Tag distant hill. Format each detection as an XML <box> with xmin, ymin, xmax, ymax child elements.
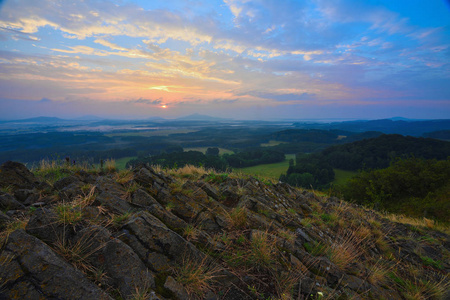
<box><xmin>293</xmin><ymin>119</ymin><xmax>450</xmax><ymax>136</ymax></box>
<box><xmin>321</xmin><ymin>134</ymin><xmax>450</xmax><ymax>171</ymax></box>
<box><xmin>146</xmin><ymin>116</ymin><xmax>166</xmax><ymax>121</ymax></box>
<box><xmin>11</xmin><ymin>116</ymin><xmax>69</xmax><ymax>123</ymax></box>
<box><xmin>72</xmin><ymin>115</ymin><xmax>104</xmax><ymax>121</ymax></box>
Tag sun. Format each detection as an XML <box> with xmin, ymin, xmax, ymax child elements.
<box><xmin>161</xmin><ymin>105</ymin><xmax>167</xmax><ymax>108</ymax></box>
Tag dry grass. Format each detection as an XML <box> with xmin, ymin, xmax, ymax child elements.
<box><xmin>55</xmin><ymin>203</ymin><xmax>83</xmax><ymax>225</ymax></box>
<box><xmin>391</xmin><ymin>273</ymin><xmax>450</xmax><ymax>300</ymax></box>
<box><xmin>115</xmin><ymin>169</ymin><xmax>134</xmax><ymax>184</ymax></box>
<box><xmin>274</xmin><ymin>271</ymin><xmax>302</xmax><ymax>300</ymax></box>
<box><xmin>169</xmin><ymin>165</ymin><xmax>212</xmax><ymax>180</ymax></box>
<box><xmin>183</xmin><ymin>224</ymin><xmax>201</xmax><ymax>242</ymax></box>
<box><xmin>384</xmin><ymin>213</ymin><xmax>450</xmax><ymax>235</ymax></box>
<box><xmin>277</xmin><ymin>228</ymin><xmax>296</xmax><ymax>243</ymax></box>
<box><xmin>325</xmin><ymin>227</ymin><xmax>368</xmax><ymax>270</ymax></box>
<box><xmin>0</xmin><ymin>219</ymin><xmax>28</xmax><ymax>247</ymax></box>
<box><xmin>52</xmin><ymin>228</ymin><xmax>107</xmax><ymax>275</ymax></box>
<box><xmin>122</xmin><ymin>182</ymin><xmax>140</xmax><ymax>201</ymax></box>
<box><xmin>174</xmin><ymin>256</ymin><xmax>220</xmax><ymax>299</ymax></box>
<box><xmin>367</xmin><ymin>259</ymin><xmax>392</xmax><ymax>285</ymax></box>
<box><xmin>130</xmin><ymin>276</ymin><xmax>153</xmax><ymax>300</ymax></box>
<box><xmin>227</xmin><ymin>206</ymin><xmax>248</xmax><ymax>229</ymax></box>
<box><xmin>73</xmin><ymin>185</ymin><xmax>97</xmax><ymax>209</ymax></box>
<box><xmin>249</xmin><ymin>230</ymin><xmax>276</xmax><ymax>270</ymax></box>
<box><xmin>104</xmin><ymin>159</ymin><xmax>117</xmax><ymax>172</ymax></box>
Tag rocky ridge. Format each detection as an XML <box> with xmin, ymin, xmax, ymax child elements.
<box><xmin>0</xmin><ymin>161</ymin><xmax>449</xmax><ymax>299</ymax></box>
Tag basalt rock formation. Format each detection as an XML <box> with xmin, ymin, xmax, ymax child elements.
<box><xmin>0</xmin><ymin>161</ymin><xmax>449</xmax><ymax>299</ymax></box>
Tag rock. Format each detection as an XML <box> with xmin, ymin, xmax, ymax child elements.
<box><xmin>73</xmin><ymin>226</ymin><xmax>155</xmax><ymax>298</ymax></box>
<box><xmin>119</xmin><ymin>211</ymin><xmax>205</xmax><ymax>266</ymax></box>
<box><xmin>96</xmin><ymin>191</ymin><xmax>133</xmax><ymax>214</ymax></box>
<box><xmin>299</xmin><ymin>203</ymin><xmax>313</xmax><ymax>214</ymax></box>
<box><xmin>53</xmin><ymin>175</ymin><xmax>82</xmax><ymax>191</ymax></box>
<box><xmin>199</xmin><ymin>182</ymin><xmax>220</xmax><ymax>200</ymax></box>
<box><xmin>131</xmin><ymin>188</ymin><xmax>160</xmax><ymax>207</ymax></box>
<box><xmin>58</xmin><ymin>182</ymin><xmax>85</xmax><ymax>202</ymax></box>
<box><xmin>95</xmin><ymin>176</ymin><xmax>126</xmax><ymax>198</ymax></box>
<box><xmin>343</xmin><ymin>274</ymin><xmax>371</xmax><ymax>292</ymax></box>
<box><xmin>295</xmin><ymin>227</ymin><xmax>311</xmax><ymax>242</ymax></box>
<box><xmin>196</xmin><ymin>211</ymin><xmax>221</xmax><ymax>232</ymax></box>
<box><xmin>0</xmin><ymin>191</ymin><xmax>25</xmax><ymax>210</ymax></box>
<box><xmin>0</xmin><ymin>210</ymin><xmax>11</xmax><ymax>228</ymax></box>
<box><xmin>134</xmin><ymin>167</ymin><xmax>167</xmax><ymax>187</ymax></box>
<box><xmin>164</xmin><ymin>276</ymin><xmax>189</xmax><ymax>300</ymax></box>
<box><xmin>1</xmin><ymin>229</ymin><xmax>112</xmax><ymax>300</ymax></box>
<box><xmin>26</xmin><ymin>208</ymin><xmax>71</xmax><ymax>244</ymax></box>
<box><xmin>146</xmin><ymin>203</ymin><xmax>188</xmax><ymax>232</ymax></box>
<box><xmin>219</xmin><ymin>186</ymin><xmax>240</xmax><ymax>207</ymax></box>
<box><xmin>0</xmin><ymin>161</ymin><xmax>39</xmax><ymax>191</ymax></box>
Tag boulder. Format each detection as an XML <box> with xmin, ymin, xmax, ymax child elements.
<box><xmin>164</xmin><ymin>276</ymin><xmax>189</xmax><ymax>300</ymax></box>
<box><xmin>26</xmin><ymin>208</ymin><xmax>71</xmax><ymax>244</ymax></box>
<box><xmin>0</xmin><ymin>161</ymin><xmax>39</xmax><ymax>191</ymax></box>
<box><xmin>53</xmin><ymin>175</ymin><xmax>83</xmax><ymax>191</ymax></box>
<box><xmin>1</xmin><ymin>229</ymin><xmax>112</xmax><ymax>299</ymax></box>
<box><xmin>0</xmin><ymin>191</ymin><xmax>25</xmax><ymax>210</ymax></box>
<box><xmin>0</xmin><ymin>210</ymin><xmax>11</xmax><ymax>228</ymax></box>
<box><xmin>119</xmin><ymin>211</ymin><xmax>205</xmax><ymax>266</ymax></box>
<box><xmin>131</xmin><ymin>188</ymin><xmax>160</xmax><ymax>207</ymax></box>
<box><xmin>73</xmin><ymin>226</ymin><xmax>155</xmax><ymax>298</ymax></box>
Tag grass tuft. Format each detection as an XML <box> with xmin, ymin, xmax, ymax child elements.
<box><xmin>174</xmin><ymin>256</ymin><xmax>220</xmax><ymax>299</ymax></box>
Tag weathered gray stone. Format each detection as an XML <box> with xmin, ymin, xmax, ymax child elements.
<box><xmin>164</xmin><ymin>276</ymin><xmax>189</xmax><ymax>300</ymax></box>
<box><xmin>26</xmin><ymin>208</ymin><xmax>71</xmax><ymax>244</ymax></box>
<box><xmin>0</xmin><ymin>210</ymin><xmax>11</xmax><ymax>228</ymax></box>
<box><xmin>0</xmin><ymin>161</ymin><xmax>39</xmax><ymax>191</ymax></box>
<box><xmin>131</xmin><ymin>188</ymin><xmax>160</xmax><ymax>207</ymax></box>
<box><xmin>2</xmin><ymin>229</ymin><xmax>112</xmax><ymax>300</ymax></box>
<box><xmin>119</xmin><ymin>211</ymin><xmax>205</xmax><ymax>265</ymax></box>
<box><xmin>295</xmin><ymin>227</ymin><xmax>311</xmax><ymax>242</ymax></box>
<box><xmin>96</xmin><ymin>191</ymin><xmax>132</xmax><ymax>214</ymax></box>
<box><xmin>0</xmin><ymin>191</ymin><xmax>24</xmax><ymax>210</ymax></box>
<box><xmin>54</xmin><ymin>175</ymin><xmax>82</xmax><ymax>191</ymax></box>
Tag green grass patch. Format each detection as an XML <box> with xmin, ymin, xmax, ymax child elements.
<box><xmin>332</xmin><ymin>169</ymin><xmax>357</xmax><ymax>186</ymax></box>
<box><xmin>235</xmin><ymin>154</ymin><xmax>295</xmax><ymax>181</ymax></box>
<box><xmin>115</xmin><ymin>156</ymin><xmax>136</xmax><ymax>170</ymax></box>
<box><xmin>260</xmin><ymin>140</ymin><xmax>287</xmax><ymax>147</ymax></box>
<box><xmin>183</xmin><ymin>147</ymin><xmax>234</xmax><ymax>155</ymax></box>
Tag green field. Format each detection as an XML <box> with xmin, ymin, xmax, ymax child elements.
<box><xmin>235</xmin><ymin>154</ymin><xmax>295</xmax><ymax>181</ymax></box>
<box><xmin>260</xmin><ymin>140</ymin><xmax>287</xmax><ymax>147</ymax></box>
<box><xmin>332</xmin><ymin>169</ymin><xmax>358</xmax><ymax>186</ymax></box>
<box><xmin>184</xmin><ymin>147</ymin><xmax>234</xmax><ymax>155</ymax></box>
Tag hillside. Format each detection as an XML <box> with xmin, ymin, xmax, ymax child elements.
<box><xmin>1</xmin><ymin>161</ymin><xmax>449</xmax><ymax>299</ymax></box>
<box><xmin>321</xmin><ymin>134</ymin><xmax>450</xmax><ymax>171</ymax></box>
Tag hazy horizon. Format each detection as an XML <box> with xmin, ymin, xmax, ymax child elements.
<box><xmin>1</xmin><ymin>0</ymin><xmax>449</xmax><ymax>120</ymax></box>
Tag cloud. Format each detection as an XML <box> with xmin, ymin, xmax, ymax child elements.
<box><xmin>241</xmin><ymin>90</ymin><xmax>317</xmax><ymax>102</ymax></box>
<box><xmin>0</xmin><ymin>0</ymin><xmax>448</xmax><ymax>120</ymax></box>
<box><xmin>131</xmin><ymin>98</ymin><xmax>162</xmax><ymax>105</ymax></box>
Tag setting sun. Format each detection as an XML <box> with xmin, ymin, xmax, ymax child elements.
<box><xmin>161</xmin><ymin>105</ymin><xmax>167</xmax><ymax>108</ymax></box>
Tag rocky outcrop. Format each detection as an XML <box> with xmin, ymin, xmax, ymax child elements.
<box><xmin>0</xmin><ymin>161</ymin><xmax>449</xmax><ymax>300</ymax></box>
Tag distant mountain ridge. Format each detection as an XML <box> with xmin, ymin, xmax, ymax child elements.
<box><xmin>12</xmin><ymin>116</ymin><xmax>69</xmax><ymax>123</ymax></box>
<box><xmin>294</xmin><ymin>118</ymin><xmax>450</xmax><ymax>136</ymax></box>
<box><xmin>175</xmin><ymin>113</ymin><xmax>230</xmax><ymax>121</ymax></box>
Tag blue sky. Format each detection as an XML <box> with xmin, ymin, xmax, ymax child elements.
<box><xmin>0</xmin><ymin>0</ymin><xmax>449</xmax><ymax>120</ymax></box>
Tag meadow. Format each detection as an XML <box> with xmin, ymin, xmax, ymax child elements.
<box><xmin>235</xmin><ymin>154</ymin><xmax>295</xmax><ymax>181</ymax></box>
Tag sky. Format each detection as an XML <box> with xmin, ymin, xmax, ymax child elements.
<box><xmin>0</xmin><ymin>0</ymin><xmax>449</xmax><ymax>120</ymax></box>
